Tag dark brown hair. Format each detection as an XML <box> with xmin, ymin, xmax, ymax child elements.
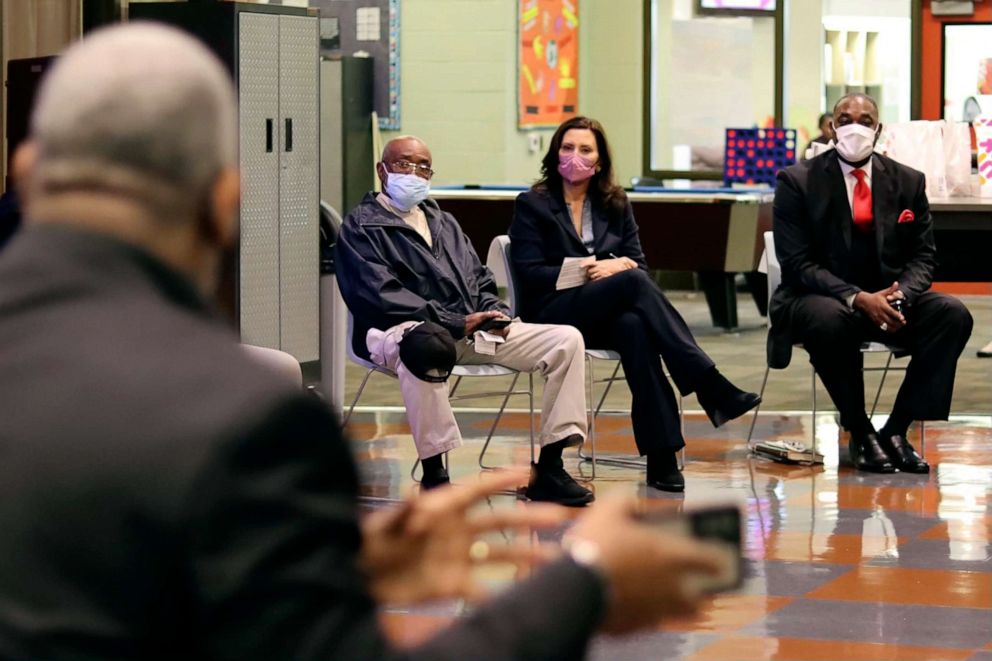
<box><xmin>534</xmin><ymin>116</ymin><xmax>627</xmax><ymax>215</ymax></box>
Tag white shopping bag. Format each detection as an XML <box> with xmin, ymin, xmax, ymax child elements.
<box><xmin>944</xmin><ymin>121</ymin><xmax>972</xmax><ymax>197</ymax></box>
<box><xmin>975</xmin><ymin>116</ymin><xmax>992</xmax><ymax>198</ymax></box>
<box><xmin>880</xmin><ymin>121</ymin><xmax>948</xmax><ymax>199</ymax></box>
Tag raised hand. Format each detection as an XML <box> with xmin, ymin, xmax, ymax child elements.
<box><xmin>360</xmin><ymin>469</ymin><xmax>566</xmax><ymax>605</ymax></box>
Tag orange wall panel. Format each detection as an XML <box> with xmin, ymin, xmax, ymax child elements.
<box><xmin>919</xmin><ymin>0</ymin><xmax>992</xmax><ymax>120</ymax></box>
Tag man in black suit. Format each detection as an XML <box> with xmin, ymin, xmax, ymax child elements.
<box><xmin>771</xmin><ymin>93</ymin><xmax>973</xmax><ymax>474</ymax></box>
<box><xmin>0</xmin><ymin>23</ymin><xmax>724</xmax><ymax>660</ymax></box>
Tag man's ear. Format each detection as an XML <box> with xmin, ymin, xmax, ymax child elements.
<box><xmin>873</xmin><ymin>123</ymin><xmax>884</xmax><ymax>145</ymax></box>
<box><xmin>11</xmin><ymin>141</ymin><xmax>38</xmax><ymax>203</ymax></box>
<box><xmin>202</xmin><ymin>167</ymin><xmax>240</xmax><ymax>248</ymax></box>
<box><xmin>375</xmin><ymin>162</ymin><xmax>387</xmax><ymax>193</ymax></box>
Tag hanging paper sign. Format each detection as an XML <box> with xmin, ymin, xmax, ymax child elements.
<box><xmin>518</xmin><ymin>0</ymin><xmax>579</xmax><ymax>128</ymax></box>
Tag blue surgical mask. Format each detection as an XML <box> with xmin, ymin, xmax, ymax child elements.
<box><xmin>385</xmin><ymin>173</ymin><xmax>430</xmax><ymax>211</ymax></box>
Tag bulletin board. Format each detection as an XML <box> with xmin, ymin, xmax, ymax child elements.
<box><xmin>311</xmin><ymin>0</ymin><xmax>401</xmax><ymax>130</ymax></box>
<box><xmin>518</xmin><ymin>0</ymin><xmax>579</xmax><ymax>128</ymax></box>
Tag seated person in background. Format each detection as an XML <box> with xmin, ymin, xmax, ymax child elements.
<box><xmin>802</xmin><ymin>112</ymin><xmax>834</xmax><ymax>159</ymax></box>
<box><xmin>771</xmin><ymin>92</ymin><xmax>973</xmax><ymax>474</ymax></box>
<box><xmin>0</xmin><ymin>24</ymin><xmax>726</xmax><ymax>660</ymax></box>
<box><xmin>336</xmin><ymin>135</ymin><xmax>593</xmax><ymax>506</ymax></box>
<box><xmin>509</xmin><ymin>116</ymin><xmax>762</xmax><ymax>494</ymax></box>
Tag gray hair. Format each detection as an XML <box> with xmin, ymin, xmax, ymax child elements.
<box><xmin>29</xmin><ymin>23</ymin><xmax>237</xmax><ymax>219</ymax></box>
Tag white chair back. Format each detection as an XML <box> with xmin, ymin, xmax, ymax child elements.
<box><xmin>486</xmin><ymin>235</ymin><xmax>518</xmax><ymax>317</ymax></box>
<box><xmin>763</xmin><ymin>231</ymin><xmax>780</xmax><ymax>328</ymax></box>
<box><xmin>764</xmin><ymin>231</ymin><xmax>781</xmax><ymax>300</ymax></box>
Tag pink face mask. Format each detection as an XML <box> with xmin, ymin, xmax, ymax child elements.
<box><xmin>557</xmin><ymin>152</ymin><xmax>597</xmax><ymax>184</ymax></box>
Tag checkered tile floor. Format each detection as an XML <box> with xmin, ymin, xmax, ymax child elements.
<box><xmin>347</xmin><ymin>410</ymin><xmax>992</xmax><ymax>660</ymax></box>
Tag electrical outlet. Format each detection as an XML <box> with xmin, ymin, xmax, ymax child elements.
<box><xmin>528</xmin><ymin>132</ymin><xmax>542</xmax><ymax>154</ymax></box>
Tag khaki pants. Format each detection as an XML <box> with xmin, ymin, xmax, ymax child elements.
<box><xmin>367</xmin><ymin>321</ymin><xmax>587</xmax><ymax>459</ymax></box>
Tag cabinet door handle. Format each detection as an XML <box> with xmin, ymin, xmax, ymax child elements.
<box><xmin>284</xmin><ymin>118</ymin><xmax>293</xmax><ymax>152</ymax></box>
<box><xmin>265</xmin><ymin>119</ymin><xmax>273</xmax><ymax>153</ymax></box>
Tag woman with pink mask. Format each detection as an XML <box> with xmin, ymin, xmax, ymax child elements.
<box><xmin>509</xmin><ymin>116</ymin><xmax>760</xmax><ymax>493</ymax></box>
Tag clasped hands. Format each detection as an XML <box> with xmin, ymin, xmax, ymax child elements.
<box><xmin>853</xmin><ymin>282</ymin><xmax>906</xmax><ymax>333</ymax></box>
<box><xmin>580</xmin><ymin>256</ymin><xmax>638</xmax><ymax>281</ymax></box>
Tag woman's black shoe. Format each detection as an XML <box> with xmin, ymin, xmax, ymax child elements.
<box><xmin>646</xmin><ymin>451</ymin><xmax>685</xmax><ymax>493</ymax></box>
<box><xmin>696</xmin><ymin>369</ymin><xmax>762</xmax><ymax>428</ymax></box>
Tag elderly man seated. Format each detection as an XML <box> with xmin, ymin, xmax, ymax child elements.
<box><xmin>336</xmin><ymin>136</ymin><xmax>593</xmax><ymax>506</ymax></box>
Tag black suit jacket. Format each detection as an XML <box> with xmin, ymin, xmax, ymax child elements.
<box><xmin>509</xmin><ymin>188</ymin><xmax>648</xmax><ymax>320</ymax></box>
<box><xmin>768</xmin><ymin>151</ymin><xmax>937</xmax><ymax>368</ymax></box>
<box><xmin>0</xmin><ymin>225</ymin><xmax>605</xmax><ymax>661</ymax></box>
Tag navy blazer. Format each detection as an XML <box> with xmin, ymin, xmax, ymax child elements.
<box><xmin>768</xmin><ymin>150</ymin><xmax>937</xmax><ymax>368</ymax></box>
<box><xmin>509</xmin><ymin>188</ymin><xmax>648</xmax><ymax>320</ymax></box>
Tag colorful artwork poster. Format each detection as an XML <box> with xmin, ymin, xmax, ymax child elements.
<box><xmin>518</xmin><ymin>0</ymin><xmax>579</xmax><ymax>128</ymax></box>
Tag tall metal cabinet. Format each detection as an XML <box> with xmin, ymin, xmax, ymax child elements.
<box><xmin>129</xmin><ymin>2</ymin><xmax>320</xmax><ymax>366</ymax></box>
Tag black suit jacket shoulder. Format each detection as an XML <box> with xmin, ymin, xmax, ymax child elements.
<box><xmin>768</xmin><ymin>151</ymin><xmax>937</xmax><ymax>368</ymax></box>
<box><xmin>0</xmin><ymin>226</ymin><xmax>605</xmax><ymax>661</ymax></box>
<box><xmin>509</xmin><ymin>188</ymin><xmax>647</xmax><ymax>319</ymax></box>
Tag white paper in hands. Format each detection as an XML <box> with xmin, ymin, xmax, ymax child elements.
<box><xmin>472</xmin><ymin>330</ymin><xmax>506</xmax><ymax>356</ymax></box>
<box><xmin>556</xmin><ymin>257</ymin><xmax>594</xmax><ymax>290</ymax></box>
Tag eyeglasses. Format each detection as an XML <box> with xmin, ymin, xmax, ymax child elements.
<box><xmin>389</xmin><ymin>159</ymin><xmax>435</xmax><ymax>180</ymax></box>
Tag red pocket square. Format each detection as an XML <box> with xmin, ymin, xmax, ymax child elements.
<box><xmin>898</xmin><ymin>209</ymin><xmax>915</xmax><ymax>223</ymax></box>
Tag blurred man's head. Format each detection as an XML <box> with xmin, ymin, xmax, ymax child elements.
<box><xmin>16</xmin><ymin>23</ymin><xmax>240</xmax><ymax>294</ymax></box>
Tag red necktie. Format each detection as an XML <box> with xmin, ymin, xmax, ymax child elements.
<box><xmin>851</xmin><ymin>169</ymin><xmax>873</xmax><ymax>232</ymax></box>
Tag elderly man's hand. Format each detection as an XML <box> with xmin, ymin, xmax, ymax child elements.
<box><xmin>465</xmin><ymin>311</ymin><xmax>512</xmax><ymax>338</ymax></box>
<box><xmin>360</xmin><ymin>469</ymin><xmax>566</xmax><ymax>605</ymax></box>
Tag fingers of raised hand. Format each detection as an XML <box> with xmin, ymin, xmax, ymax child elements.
<box><xmin>469</xmin><ymin>502</ymin><xmax>571</xmax><ymax>536</ymax></box>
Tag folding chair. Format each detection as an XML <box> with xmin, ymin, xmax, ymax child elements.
<box><xmin>341</xmin><ymin>313</ymin><xmax>535</xmax><ymax>480</ymax></box>
<box><xmin>745</xmin><ymin>231</ymin><xmax>924</xmax><ymax>458</ymax></box>
<box><xmin>488</xmin><ymin>235</ymin><xmax>684</xmax><ymax>481</ymax></box>
<box><xmin>578</xmin><ymin>350</ymin><xmax>685</xmax><ymax>479</ymax></box>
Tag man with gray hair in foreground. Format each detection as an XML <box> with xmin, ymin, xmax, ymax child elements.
<box><xmin>0</xmin><ymin>23</ymin><xmax>723</xmax><ymax>661</ymax></box>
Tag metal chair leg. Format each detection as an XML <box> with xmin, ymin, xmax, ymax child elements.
<box><xmin>869</xmin><ymin>352</ymin><xmax>894</xmax><ymax>418</ymax></box>
<box><xmin>478</xmin><ymin>372</ymin><xmax>522</xmax><ymax>469</ymax></box>
<box><xmin>342</xmin><ymin>368</ymin><xmax>375</xmax><ymax>426</ymax></box>
<box><xmin>528</xmin><ymin>373</ymin><xmax>536</xmax><ymax>465</ymax></box>
<box><xmin>746</xmin><ymin>366</ymin><xmax>772</xmax><ymax>449</ymax></box>
<box><xmin>582</xmin><ymin>354</ymin><xmax>597</xmax><ymax>480</ymax></box>
<box><xmin>811</xmin><ymin>367</ymin><xmax>818</xmax><ymax>458</ymax></box>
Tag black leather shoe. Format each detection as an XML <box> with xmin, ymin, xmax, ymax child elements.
<box><xmin>420</xmin><ymin>467</ymin><xmax>450</xmax><ymax>490</ymax></box>
<box><xmin>646</xmin><ymin>452</ymin><xmax>685</xmax><ymax>493</ymax></box>
<box><xmin>879</xmin><ymin>434</ymin><xmax>930</xmax><ymax>473</ymax></box>
<box><xmin>848</xmin><ymin>433</ymin><xmax>896</xmax><ymax>473</ymax></box>
<box><xmin>526</xmin><ymin>462</ymin><xmax>594</xmax><ymax>507</ymax></box>
<box><xmin>696</xmin><ymin>371</ymin><xmax>762</xmax><ymax>428</ymax></box>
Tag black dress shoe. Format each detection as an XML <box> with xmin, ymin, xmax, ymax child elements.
<box><xmin>646</xmin><ymin>451</ymin><xmax>685</xmax><ymax>493</ymax></box>
<box><xmin>525</xmin><ymin>462</ymin><xmax>594</xmax><ymax>507</ymax></box>
<box><xmin>848</xmin><ymin>433</ymin><xmax>896</xmax><ymax>473</ymax></box>
<box><xmin>879</xmin><ymin>433</ymin><xmax>930</xmax><ymax>473</ymax></box>
<box><xmin>696</xmin><ymin>370</ymin><xmax>762</xmax><ymax>428</ymax></box>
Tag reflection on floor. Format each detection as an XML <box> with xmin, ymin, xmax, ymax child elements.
<box><xmin>348</xmin><ymin>409</ymin><xmax>992</xmax><ymax>661</ymax></box>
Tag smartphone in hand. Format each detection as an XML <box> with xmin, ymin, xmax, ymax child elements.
<box><xmin>477</xmin><ymin>317</ymin><xmax>511</xmax><ymax>333</ymax></box>
<box><xmin>637</xmin><ymin>504</ymin><xmax>743</xmax><ymax>593</ymax></box>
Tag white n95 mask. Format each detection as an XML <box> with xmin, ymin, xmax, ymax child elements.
<box><xmin>833</xmin><ymin>123</ymin><xmax>878</xmax><ymax>163</ymax></box>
